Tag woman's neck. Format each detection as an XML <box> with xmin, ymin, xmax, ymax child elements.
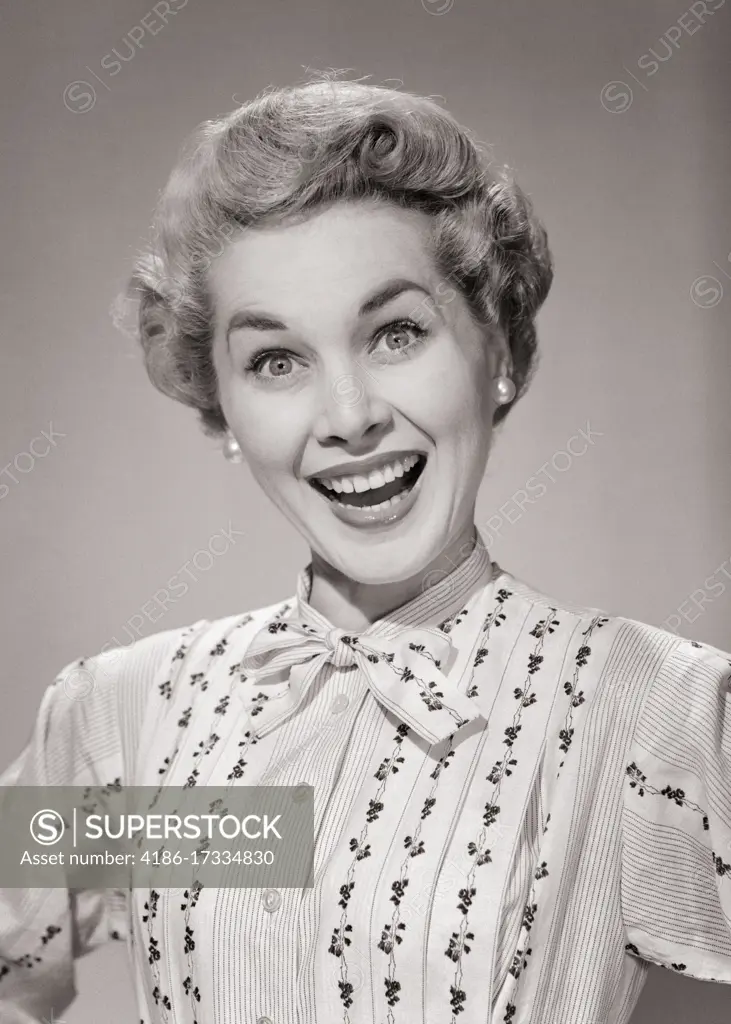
<box><xmin>308</xmin><ymin>522</ymin><xmax>481</xmax><ymax>630</ymax></box>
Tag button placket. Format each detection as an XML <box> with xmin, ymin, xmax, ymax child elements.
<box><xmin>292</xmin><ymin>782</ymin><xmax>311</xmax><ymax>803</ymax></box>
<box><xmin>261</xmin><ymin>888</ymin><xmax>282</xmax><ymax>913</ymax></box>
<box><xmin>330</xmin><ymin>693</ymin><xmax>350</xmax><ymax>714</ymax></box>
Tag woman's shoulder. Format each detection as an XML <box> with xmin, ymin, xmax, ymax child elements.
<box><xmin>495</xmin><ymin>564</ymin><xmax>731</xmax><ymax>679</ymax></box>
<box><xmin>90</xmin><ymin>598</ymin><xmax>292</xmax><ymax>678</ymax></box>
<box><xmin>494</xmin><ymin>564</ymin><xmax>612</xmax><ymax>623</ymax></box>
<box><xmin>47</xmin><ymin>599</ymin><xmax>291</xmax><ymax>713</ymax></box>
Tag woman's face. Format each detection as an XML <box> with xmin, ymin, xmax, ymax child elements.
<box><xmin>210</xmin><ymin>200</ymin><xmax>506</xmax><ymax>585</ymax></box>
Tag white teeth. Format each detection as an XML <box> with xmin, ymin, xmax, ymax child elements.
<box><xmin>338</xmin><ymin>490</ymin><xmax>409</xmax><ymax>512</ymax></box>
<box><xmin>314</xmin><ymin>454</ymin><xmax>424</xmax><ymax>494</ymax></box>
<box><xmin>368</xmin><ymin>469</ymin><xmax>386</xmax><ymax>489</ymax></box>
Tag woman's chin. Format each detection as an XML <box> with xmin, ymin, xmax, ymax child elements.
<box><xmin>288</xmin><ymin>473</ymin><xmax>452</xmax><ymax>586</ymax></box>
<box><xmin>316</xmin><ymin>537</ymin><xmax>441</xmax><ymax>588</ymax></box>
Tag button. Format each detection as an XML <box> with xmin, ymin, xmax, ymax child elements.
<box><xmin>292</xmin><ymin>783</ymin><xmax>311</xmax><ymax>803</ymax></box>
<box><xmin>261</xmin><ymin>888</ymin><xmax>281</xmax><ymax>912</ymax></box>
<box><xmin>257</xmin><ymin>1017</ymin><xmax>274</xmax><ymax>1024</ymax></box>
<box><xmin>331</xmin><ymin>694</ymin><xmax>350</xmax><ymax>714</ymax></box>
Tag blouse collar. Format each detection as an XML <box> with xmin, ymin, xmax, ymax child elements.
<box><xmin>293</xmin><ymin>529</ymin><xmax>498</xmax><ymax>639</ymax></box>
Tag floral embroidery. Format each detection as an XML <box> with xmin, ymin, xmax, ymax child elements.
<box><xmin>378</xmin><ymin>737</ymin><xmax>456</xmax><ymax>1023</ymax></box>
<box><xmin>328</xmin><ymin>722</ymin><xmax>411</xmax><ymax>1022</ymax></box>
<box><xmin>155</xmin><ymin>625</ymin><xmax>201</xmax><ymax>703</ymax></box>
<box><xmin>438</xmin><ymin>606</ymin><xmax>470</xmax><ymax>634</ymax></box>
<box><xmin>498</xmin><ymin>621</ymin><xmax>603</xmax><ymax>1009</ymax></box>
<box><xmin>625</xmin><ymin>943</ymin><xmax>688</xmax><ymax>974</ymax></box>
<box><xmin>349</xmin><ymin>837</ymin><xmax>372</xmax><ymax>860</ymax></box>
<box><xmin>0</xmin><ymin>924</ymin><xmax>63</xmax><ymax>979</ymax></box>
<box><xmin>450</xmin><ymin>983</ymin><xmax>467</xmax><ymax>1015</ymax></box>
<box><xmin>446</xmin><ymin>930</ymin><xmax>474</xmax><ymax>961</ymax></box>
<box><xmin>190</xmin><ymin>671</ymin><xmax>208</xmax><ymax>691</ymax></box>
<box><xmin>57</xmin><ymin>560</ymin><xmax>728</xmax><ymax>1024</ymax></box>
<box><xmin>714</xmin><ymin>854</ymin><xmax>731</xmax><ymax>877</ymax></box>
<box><xmin>508</xmin><ymin>946</ymin><xmax>532</xmax><ymax>979</ymax></box>
<box><xmin>348</xmin><ymin>636</ymin><xmax>471</xmax><ymax>732</ymax></box>
<box><xmin>213</xmin><ymin>695</ymin><xmax>230</xmax><ymax>716</ymax></box>
<box><xmin>226</xmin><ymin>733</ymin><xmax>257</xmax><ymax>781</ymax></box>
<box><xmin>141</xmin><ymin>890</ymin><xmax>173</xmax><ymax>1022</ymax></box>
<box><xmin>466</xmin><ymin>588</ymin><xmax>512</xmax><ymax>699</ymax></box>
<box><xmin>557</xmin><ymin>617</ymin><xmax>606</xmax><ymax>768</ymax></box>
<box><xmin>248</xmin><ymin>692</ymin><xmax>271</xmax><ymax>717</ymax></box>
<box><xmin>143</xmin><ymin>608</ymin><xmax>287</xmax><ymax>1021</ymax></box>
<box><xmin>625</xmin><ymin>763</ymin><xmax>710</xmax><ymax>831</ymax></box>
<box><xmin>184</xmin><ymin>732</ymin><xmax>221</xmax><ymax>789</ymax></box>
<box><xmin>626</xmin><ymin>760</ymin><xmax>731</xmax><ymax>908</ymax></box>
<box><xmin>444</xmin><ymin>601</ymin><xmax>557</xmax><ymax>1021</ymax></box>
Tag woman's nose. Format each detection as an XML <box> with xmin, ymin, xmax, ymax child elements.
<box><xmin>312</xmin><ymin>370</ymin><xmax>393</xmax><ymax>448</ymax></box>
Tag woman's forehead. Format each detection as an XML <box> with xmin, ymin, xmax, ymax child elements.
<box><xmin>209</xmin><ymin>202</ymin><xmax>441</xmax><ymax>315</ymax></box>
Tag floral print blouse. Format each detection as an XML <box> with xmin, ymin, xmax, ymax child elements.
<box><xmin>1</xmin><ymin>537</ymin><xmax>730</xmax><ymax>1024</ymax></box>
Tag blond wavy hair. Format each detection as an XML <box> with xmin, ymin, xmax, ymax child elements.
<box><xmin>129</xmin><ymin>76</ymin><xmax>553</xmax><ymax>438</ymax></box>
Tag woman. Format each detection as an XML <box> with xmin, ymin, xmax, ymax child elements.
<box><xmin>1</xmin><ymin>78</ymin><xmax>730</xmax><ymax>1024</ymax></box>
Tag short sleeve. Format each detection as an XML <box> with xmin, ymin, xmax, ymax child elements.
<box><xmin>621</xmin><ymin>637</ymin><xmax>731</xmax><ymax>983</ymax></box>
<box><xmin>0</xmin><ymin>627</ymin><xmax>192</xmax><ymax>1023</ymax></box>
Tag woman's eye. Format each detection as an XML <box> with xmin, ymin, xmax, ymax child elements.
<box><xmin>244</xmin><ymin>321</ymin><xmax>427</xmax><ymax>383</ymax></box>
<box><xmin>246</xmin><ymin>351</ymin><xmax>298</xmax><ymax>382</ymax></box>
<box><xmin>372</xmin><ymin>319</ymin><xmax>428</xmax><ymax>359</ymax></box>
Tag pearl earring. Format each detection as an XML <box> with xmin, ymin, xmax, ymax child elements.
<box><xmin>222</xmin><ymin>433</ymin><xmax>244</xmax><ymax>463</ymax></box>
<box><xmin>493</xmin><ymin>375</ymin><xmax>516</xmax><ymax>405</ymax></box>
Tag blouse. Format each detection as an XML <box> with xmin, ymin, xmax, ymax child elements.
<box><xmin>1</xmin><ymin>536</ymin><xmax>730</xmax><ymax>1024</ymax></box>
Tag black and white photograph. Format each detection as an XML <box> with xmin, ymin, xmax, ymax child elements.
<box><xmin>1</xmin><ymin>2</ymin><xmax>730</xmax><ymax>1022</ymax></box>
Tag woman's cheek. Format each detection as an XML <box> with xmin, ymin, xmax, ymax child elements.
<box><xmin>406</xmin><ymin>359</ymin><xmax>483</xmax><ymax>434</ymax></box>
<box><xmin>235</xmin><ymin>409</ymin><xmax>302</xmax><ymax>478</ymax></box>
<box><xmin>242</xmin><ymin>435</ymin><xmax>295</xmax><ymax>476</ymax></box>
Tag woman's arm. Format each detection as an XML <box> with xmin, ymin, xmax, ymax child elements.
<box><xmin>621</xmin><ymin>637</ymin><xmax>731</xmax><ymax>981</ymax></box>
<box><xmin>0</xmin><ymin>629</ymin><xmax>187</xmax><ymax>1022</ymax></box>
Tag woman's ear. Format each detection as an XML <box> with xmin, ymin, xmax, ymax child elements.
<box><xmin>488</xmin><ymin>326</ymin><xmax>512</xmax><ymax>380</ymax></box>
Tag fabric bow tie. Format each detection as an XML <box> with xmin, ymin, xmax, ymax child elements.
<box><xmin>240</xmin><ymin>619</ymin><xmax>486</xmax><ymax>745</ymax></box>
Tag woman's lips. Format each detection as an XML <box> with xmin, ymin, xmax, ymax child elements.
<box><xmin>309</xmin><ymin>456</ymin><xmax>427</xmax><ymax>529</ymax></box>
<box><xmin>309</xmin><ymin>455</ymin><xmax>426</xmax><ymax>509</ymax></box>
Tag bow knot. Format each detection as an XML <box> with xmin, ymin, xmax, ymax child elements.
<box><xmin>322</xmin><ymin>629</ymin><xmax>359</xmax><ymax>668</ymax></box>
<box><xmin>240</xmin><ymin>617</ymin><xmax>487</xmax><ymax>745</ymax></box>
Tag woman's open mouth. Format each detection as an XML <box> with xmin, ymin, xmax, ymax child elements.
<box><xmin>308</xmin><ymin>453</ymin><xmax>427</xmax><ymax>511</ymax></box>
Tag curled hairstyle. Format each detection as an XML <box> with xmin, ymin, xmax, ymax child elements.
<box><xmin>129</xmin><ymin>76</ymin><xmax>553</xmax><ymax>437</ymax></box>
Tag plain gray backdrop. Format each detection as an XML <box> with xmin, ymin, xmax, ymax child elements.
<box><xmin>1</xmin><ymin>0</ymin><xmax>730</xmax><ymax>1021</ymax></box>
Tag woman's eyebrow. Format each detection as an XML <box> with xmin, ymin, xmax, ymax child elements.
<box><xmin>226</xmin><ymin>311</ymin><xmax>287</xmax><ymax>348</ymax></box>
<box><xmin>358</xmin><ymin>278</ymin><xmax>432</xmax><ymax>317</ymax></box>
<box><xmin>226</xmin><ymin>278</ymin><xmax>432</xmax><ymax>347</ymax></box>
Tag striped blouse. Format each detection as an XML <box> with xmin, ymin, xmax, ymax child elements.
<box><xmin>1</xmin><ymin>537</ymin><xmax>731</xmax><ymax>1024</ymax></box>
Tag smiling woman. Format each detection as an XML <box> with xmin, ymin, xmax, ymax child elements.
<box><xmin>130</xmin><ymin>79</ymin><xmax>551</xmax><ymax>437</ymax></box>
<box><xmin>128</xmin><ymin>80</ymin><xmax>552</xmax><ymax>603</ymax></box>
<box><xmin>206</xmin><ymin>198</ymin><xmax>513</xmax><ymax>597</ymax></box>
<box><xmin>1</xmin><ymin>74</ymin><xmax>730</xmax><ymax>1024</ymax></box>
